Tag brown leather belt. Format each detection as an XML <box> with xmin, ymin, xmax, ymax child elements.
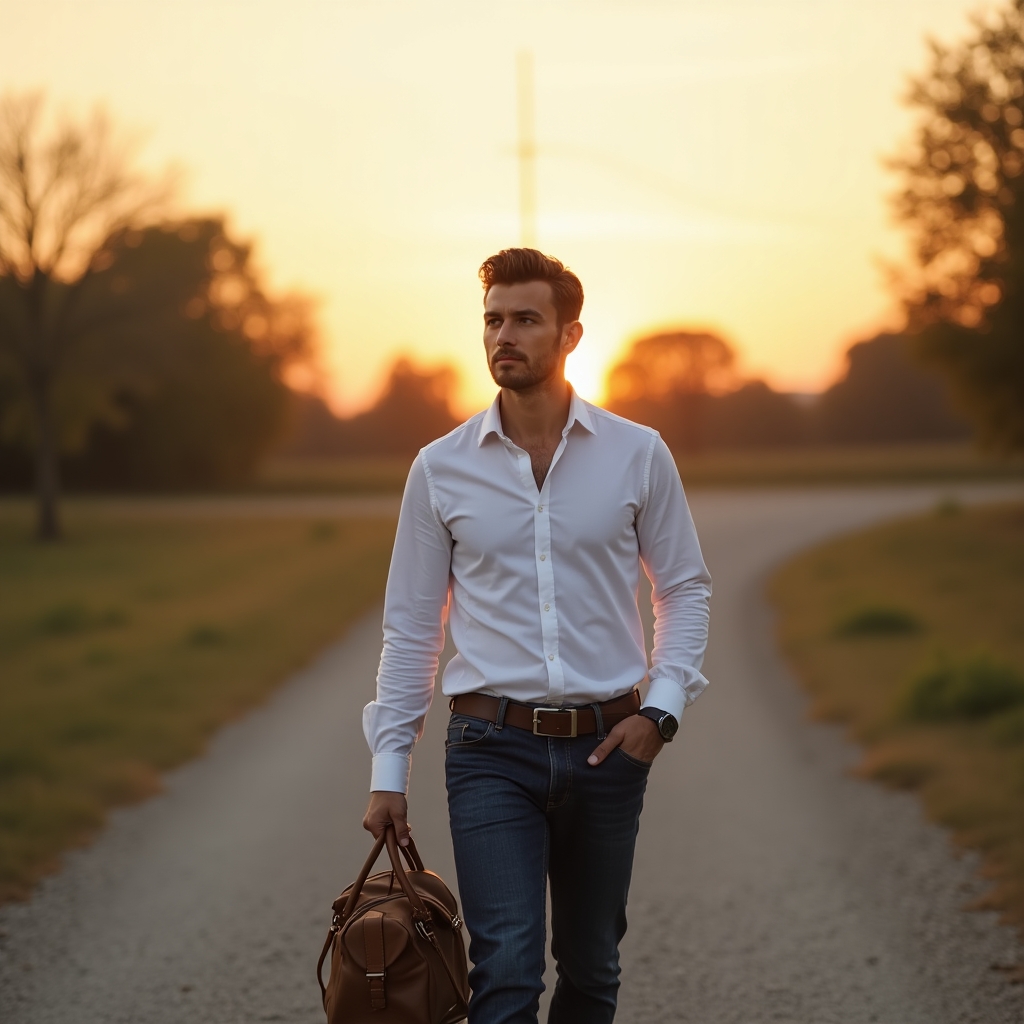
<box><xmin>449</xmin><ymin>689</ymin><xmax>641</xmax><ymax>738</ymax></box>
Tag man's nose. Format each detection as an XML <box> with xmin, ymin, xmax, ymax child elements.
<box><xmin>495</xmin><ymin>320</ymin><xmax>517</xmax><ymax>345</ymax></box>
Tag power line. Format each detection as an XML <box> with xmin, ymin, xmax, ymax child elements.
<box><xmin>517</xmin><ymin>50</ymin><xmax>537</xmax><ymax>248</ymax></box>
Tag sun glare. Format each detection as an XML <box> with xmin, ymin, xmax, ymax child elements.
<box><xmin>564</xmin><ymin>346</ymin><xmax>608</xmax><ymax>404</ymax></box>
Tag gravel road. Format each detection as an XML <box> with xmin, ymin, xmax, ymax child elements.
<box><xmin>2</xmin><ymin>485</ymin><xmax>1023</xmax><ymax>1024</ymax></box>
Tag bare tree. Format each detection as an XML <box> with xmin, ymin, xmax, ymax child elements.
<box><xmin>0</xmin><ymin>92</ymin><xmax>166</xmax><ymax>539</ymax></box>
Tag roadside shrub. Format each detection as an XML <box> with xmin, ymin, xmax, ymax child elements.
<box><xmin>992</xmin><ymin>707</ymin><xmax>1024</xmax><ymax>745</ymax></box>
<box><xmin>836</xmin><ymin>605</ymin><xmax>921</xmax><ymax>637</ymax></box>
<box><xmin>37</xmin><ymin>603</ymin><xmax>127</xmax><ymax>635</ymax></box>
<box><xmin>902</xmin><ymin>653</ymin><xmax>1024</xmax><ymax>721</ymax></box>
<box><xmin>186</xmin><ymin>624</ymin><xmax>226</xmax><ymax>647</ymax></box>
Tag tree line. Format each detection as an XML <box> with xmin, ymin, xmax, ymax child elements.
<box><xmin>277</xmin><ymin>329</ymin><xmax>970</xmax><ymax>460</ymax></box>
<box><xmin>4</xmin><ymin>0</ymin><xmax>1024</xmax><ymax>538</ymax></box>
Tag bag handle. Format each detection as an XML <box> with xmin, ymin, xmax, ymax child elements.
<box><xmin>383</xmin><ymin>826</ymin><xmax>431</xmax><ymax>920</ymax></box>
<box><xmin>402</xmin><ymin>835</ymin><xmax>425</xmax><ymax>872</ymax></box>
<box><xmin>338</xmin><ymin>830</ymin><xmax>388</xmax><ymax>922</ymax></box>
<box><xmin>338</xmin><ymin>826</ymin><xmax>426</xmax><ymax>923</ymax></box>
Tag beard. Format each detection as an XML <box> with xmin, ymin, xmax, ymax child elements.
<box><xmin>488</xmin><ymin>341</ymin><xmax>562</xmax><ymax>391</ymax></box>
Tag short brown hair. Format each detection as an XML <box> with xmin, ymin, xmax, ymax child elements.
<box><xmin>478</xmin><ymin>248</ymin><xmax>584</xmax><ymax>326</ymax></box>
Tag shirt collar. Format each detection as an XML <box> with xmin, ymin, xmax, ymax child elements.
<box><xmin>476</xmin><ymin>385</ymin><xmax>596</xmax><ymax>446</ymax></box>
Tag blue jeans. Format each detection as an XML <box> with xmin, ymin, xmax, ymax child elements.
<box><xmin>445</xmin><ymin>706</ymin><xmax>650</xmax><ymax>1024</ymax></box>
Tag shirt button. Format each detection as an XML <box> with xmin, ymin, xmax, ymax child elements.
<box><xmin>548</xmin><ymin>654</ymin><xmax>555</xmax><ymax>661</ymax></box>
<box><xmin>539</xmin><ymin>554</ymin><xmax>546</xmax><ymax>561</ymax></box>
<box><xmin>537</xmin><ymin>505</ymin><xmax>543</xmax><ymax>512</ymax></box>
<box><xmin>544</xmin><ymin>603</ymin><xmax>550</xmax><ymax>611</ymax></box>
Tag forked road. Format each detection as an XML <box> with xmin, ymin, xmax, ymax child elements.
<box><xmin>2</xmin><ymin>486</ymin><xmax>1024</xmax><ymax>1024</ymax></box>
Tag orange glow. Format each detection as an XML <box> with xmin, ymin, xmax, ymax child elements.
<box><xmin>0</xmin><ymin>0</ymin><xmax>986</xmax><ymax>416</ymax></box>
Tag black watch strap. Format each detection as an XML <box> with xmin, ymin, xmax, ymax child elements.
<box><xmin>638</xmin><ymin>706</ymin><xmax>678</xmax><ymax>742</ymax></box>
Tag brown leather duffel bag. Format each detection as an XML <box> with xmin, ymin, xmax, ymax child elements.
<box><xmin>317</xmin><ymin>826</ymin><xmax>470</xmax><ymax>1023</ymax></box>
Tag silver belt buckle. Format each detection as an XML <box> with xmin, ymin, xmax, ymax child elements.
<box><xmin>533</xmin><ymin>707</ymin><xmax>577</xmax><ymax>738</ymax></box>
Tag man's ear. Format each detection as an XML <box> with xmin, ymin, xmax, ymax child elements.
<box><xmin>561</xmin><ymin>320</ymin><xmax>583</xmax><ymax>355</ymax></box>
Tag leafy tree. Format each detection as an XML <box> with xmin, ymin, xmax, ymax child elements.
<box><xmin>891</xmin><ymin>0</ymin><xmax>1024</xmax><ymax>450</ymax></box>
<box><xmin>0</xmin><ymin>92</ymin><xmax>167</xmax><ymax>537</ymax></box>
<box><xmin>0</xmin><ymin>93</ymin><xmax>313</xmax><ymax>523</ymax></box>
<box><xmin>60</xmin><ymin>220</ymin><xmax>313</xmax><ymax>488</ymax></box>
<box><xmin>604</xmin><ymin>330</ymin><xmax>735</xmax><ymax>453</ymax></box>
<box><xmin>704</xmin><ymin>380</ymin><xmax>808</xmax><ymax>449</ymax></box>
<box><xmin>280</xmin><ymin>358</ymin><xmax>460</xmax><ymax>458</ymax></box>
<box><xmin>814</xmin><ymin>334</ymin><xmax>970</xmax><ymax>444</ymax></box>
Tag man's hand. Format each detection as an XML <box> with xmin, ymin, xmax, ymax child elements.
<box><xmin>363</xmin><ymin>791</ymin><xmax>412</xmax><ymax>847</ymax></box>
<box><xmin>587</xmin><ymin>713</ymin><xmax>664</xmax><ymax>766</ymax></box>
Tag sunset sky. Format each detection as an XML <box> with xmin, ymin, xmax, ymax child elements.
<box><xmin>0</xmin><ymin>0</ymin><xmax>995</xmax><ymax>414</ymax></box>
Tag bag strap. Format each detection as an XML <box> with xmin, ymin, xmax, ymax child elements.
<box><xmin>363</xmin><ymin>911</ymin><xmax>387</xmax><ymax>1010</ymax></box>
<box><xmin>420</xmin><ymin>920</ymin><xmax>469</xmax><ymax>1012</ymax></box>
<box><xmin>383</xmin><ymin>829</ymin><xmax>467</xmax><ymax>1011</ymax></box>
<box><xmin>383</xmin><ymin>826</ymin><xmax>431</xmax><ymax>920</ymax></box>
<box><xmin>339</xmin><ymin>829</ymin><xmax>389</xmax><ymax>922</ymax></box>
<box><xmin>402</xmin><ymin>835</ymin><xmax>425</xmax><ymax>872</ymax></box>
<box><xmin>316</xmin><ymin>927</ymin><xmax>335</xmax><ymax>1006</ymax></box>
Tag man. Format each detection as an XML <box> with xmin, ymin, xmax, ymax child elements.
<box><xmin>363</xmin><ymin>248</ymin><xmax>711</xmax><ymax>1024</ymax></box>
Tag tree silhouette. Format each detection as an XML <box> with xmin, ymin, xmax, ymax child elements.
<box><xmin>891</xmin><ymin>0</ymin><xmax>1024</xmax><ymax>450</ymax></box>
<box><xmin>605</xmin><ymin>330</ymin><xmax>735</xmax><ymax>453</ymax></box>
<box><xmin>0</xmin><ymin>92</ymin><xmax>167</xmax><ymax>537</ymax></box>
<box><xmin>56</xmin><ymin>219</ymin><xmax>314</xmax><ymax>488</ymax></box>
<box><xmin>813</xmin><ymin>334</ymin><xmax>969</xmax><ymax>444</ymax></box>
<box><xmin>280</xmin><ymin>358</ymin><xmax>460</xmax><ymax>458</ymax></box>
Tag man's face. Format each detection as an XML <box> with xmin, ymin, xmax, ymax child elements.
<box><xmin>483</xmin><ymin>281</ymin><xmax>579</xmax><ymax>391</ymax></box>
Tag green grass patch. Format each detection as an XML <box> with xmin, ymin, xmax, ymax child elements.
<box><xmin>902</xmin><ymin>652</ymin><xmax>1024</xmax><ymax>722</ymax></box>
<box><xmin>251</xmin><ymin>444</ymin><xmax>1024</xmax><ymax>495</ymax></box>
<box><xmin>769</xmin><ymin>501</ymin><xmax>1024</xmax><ymax>934</ymax></box>
<box><xmin>0</xmin><ymin>501</ymin><xmax>396</xmax><ymax>902</ymax></box>
<box><xmin>675</xmin><ymin>443</ymin><xmax>1024</xmax><ymax>488</ymax></box>
<box><xmin>256</xmin><ymin>456</ymin><xmax>413</xmax><ymax>494</ymax></box>
<box><xmin>835</xmin><ymin>605</ymin><xmax>922</xmax><ymax>637</ymax></box>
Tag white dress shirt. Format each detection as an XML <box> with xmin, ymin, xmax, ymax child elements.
<box><xmin>363</xmin><ymin>389</ymin><xmax>712</xmax><ymax>793</ymax></box>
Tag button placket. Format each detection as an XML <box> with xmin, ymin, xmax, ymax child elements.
<box><xmin>534</xmin><ymin>467</ymin><xmax>563</xmax><ymax>703</ymax></box>
<box><xmin>505</xmin><ymin>427</ymin><xmax>568</xmax><ymax>705</ymax></box>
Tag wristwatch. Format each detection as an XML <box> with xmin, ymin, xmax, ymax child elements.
<box><xmin>637</xmin><ymin>706</ymin><xmax>678</xmax><ymax>742</ymax></box>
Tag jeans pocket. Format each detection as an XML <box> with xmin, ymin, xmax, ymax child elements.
<box><xmin>613</xmin><ymin>747</ymin><xmax>653</xmax><ymax>770</ymax></box>
<box><xmin>446</xmin><ymin>713</ymin><xmax>493</xmax><ymax>749</ymax></box>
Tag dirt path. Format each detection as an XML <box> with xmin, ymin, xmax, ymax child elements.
<box><xmin>2</xmin><ymin>485</ymin><xmax>1023</xmax><ymax>1023</ymax></box>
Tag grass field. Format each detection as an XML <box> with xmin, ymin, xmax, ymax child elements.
<box><xmin>674</xmin><ymin>443</ymin><xmax>1024</xmax><ymax>487</ymax></box>
<box><xmin>0</xmin><ymin>503</ymin><xmax>396</xmax><ymax>902</ymax></box>
<box><xmin>769</xmin><ymin>501</ymin><xmax>1024</xmax><ymax>937</ymax></box>
<box><xmin>254</xmin><ymin>444</ymin><xmax>1024</xmax><ymax>495</ymax></box>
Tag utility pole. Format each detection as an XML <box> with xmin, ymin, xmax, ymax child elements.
<box><xmin>517</xmin><ymin>50</ymin><xmax>537</xmax><ymax>248</ymax></box>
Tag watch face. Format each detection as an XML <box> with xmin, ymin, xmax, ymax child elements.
<box><xmin>659</xmin><ymin>714</ymin><xmax>679</xmax><ymax>740</ymax></box>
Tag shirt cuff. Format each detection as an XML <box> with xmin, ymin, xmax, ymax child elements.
<box><xmin>642</xmin><ymin>677</ymin><xmax>687</xmax><ymax>722</ymax></box>
<box><xmin>370</xmin><ymin>752</ymin><xmax>411</xmax><ymax>794</ymax></box>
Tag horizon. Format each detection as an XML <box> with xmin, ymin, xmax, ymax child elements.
<box><xmin>0</xmin><ymin>0</ymin><xmax>994</xmax><ymax>416</ymax></box>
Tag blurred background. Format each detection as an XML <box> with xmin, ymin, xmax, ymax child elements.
<box><xmin>2</xmin><ymin>0</ymin><xmax>1024</xmax><ymax>996</ymax></box>
<box><xmin>3</xmin><ymin>0</ymin><xmax>1024</xmax><ymax>515</ymax></box>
